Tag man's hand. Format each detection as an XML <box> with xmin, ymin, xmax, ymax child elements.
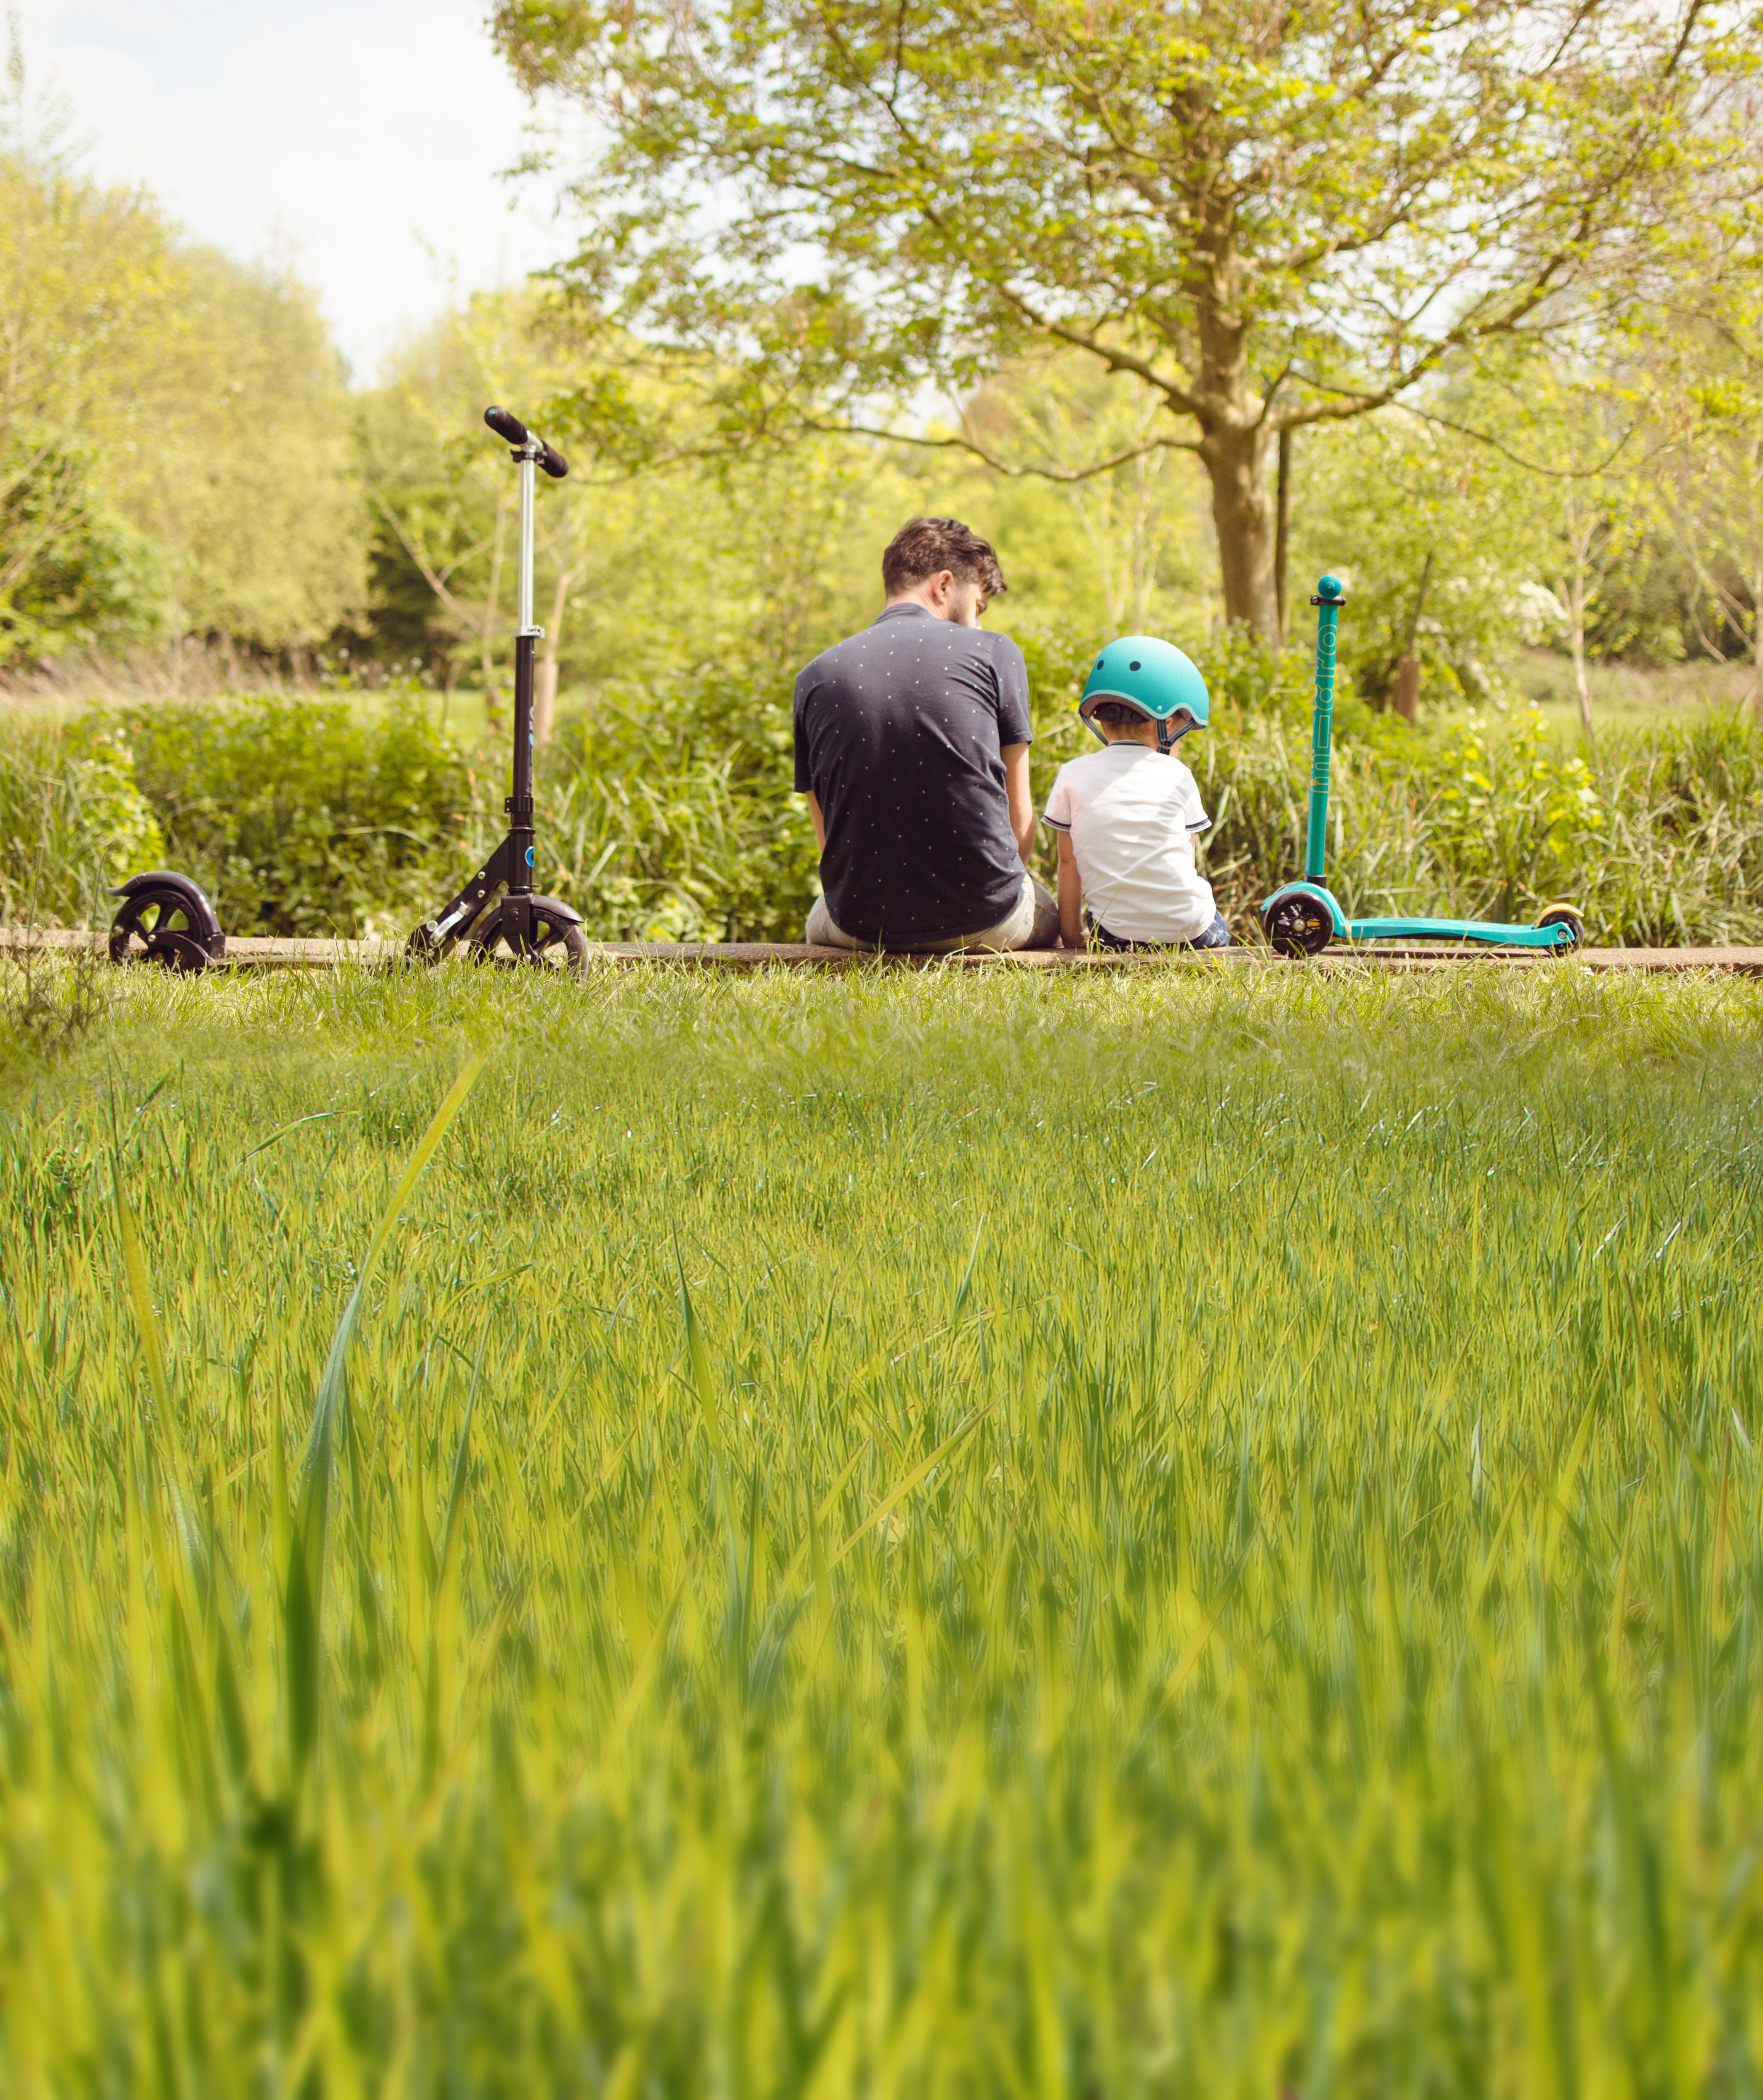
<box><xmin>1055</xmin><ymin>830</ymin><xmax>1083</xmax><ymax>947</ymax></box>
<box><xmin>1001</xmin><ymin>743</ymin><xmax>1034</xmax><ymax>863</ymax></box>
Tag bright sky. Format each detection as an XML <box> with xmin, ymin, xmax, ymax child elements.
<box><xmin>14</xmin><ymin>0</ymin><xmax>566</xmax><ymax>379</ymax></box>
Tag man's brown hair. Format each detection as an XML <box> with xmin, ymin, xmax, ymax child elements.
<box><xmin>882</xmin><ymin>517</ymin><xmax>1007</xmax><ymax>601</ymax></box>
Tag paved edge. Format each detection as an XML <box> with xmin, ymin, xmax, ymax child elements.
<box><xmin>7</xmin><ymin>929</ymin><xmax>1763</xmax><ymax>975</ymax></box>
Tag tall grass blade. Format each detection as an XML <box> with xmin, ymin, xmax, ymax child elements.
<box><xmin>287</xmin><ymin>1051</ymin><xmax>486</xmax><ymax>1787</ymax></box>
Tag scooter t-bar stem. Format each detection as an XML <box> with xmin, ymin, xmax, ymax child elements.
<box><xmin>1304</xmin><ymin>575</ymin><xmax>1346</xmax><ymax>883</ymax></box>
<box><xmin>517</xmin><ymin>447</ymin><xmax>537</xmax><ymax>635</ymax></box>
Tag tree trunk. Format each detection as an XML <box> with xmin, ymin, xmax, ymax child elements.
<box><xmin>1390</xmin><ymin>547</ymin><xmax>1434</xmax><ymax>718</ymax></box>
<box><xmin>534</xmin><ymin>659</ymin><xmax>559</xmax><ymax>747</ymax></box>
<box><xmin>1187</xmin><ymin>206</ymin><xmax>1279</xmax><ymax>638</ymax></box>
<box><xmin>1561</xmin><ymin>491</ymin><xmax>1595</xmax><ymax>744</ymax></box>
<box><xmin>1198</xmin><ymin>420</ymin><xmax>1277</xmax><ymax>637</ymax></box>
<box><xmin>1752</xmin><ymin>539</ymin><xmax>1763</xmax><ymax>722</ymax></box>
<box><xmin>1274</xmin><ymin>428</ymin><xmax>1292</xmax><ymax>646</ymax></box>
<box><xmin>1568</xmin><ymin>574</ymin><xmax>1594</xmax><ymax>743</ymax></box>
<box><xmin>482</xmin><ymin>493</ymin><xmax>508</xmax><ymax>722</ymax></box>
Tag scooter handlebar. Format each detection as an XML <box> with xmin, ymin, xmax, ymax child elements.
<box><xmin>483</xmin><ymin>405</ymin><xmax>569</xmax><ymax>479</ymax></box>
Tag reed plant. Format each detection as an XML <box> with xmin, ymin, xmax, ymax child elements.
<box><xmin>1</xmin><ymin>961</ymin><xmax>1761</xmax><ymax>2091</ymax></box>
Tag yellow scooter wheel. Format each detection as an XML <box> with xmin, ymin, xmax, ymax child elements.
<box><xmin>1533</xmin><ymin>903</ymin><xmax>1584</xmax><ymax>952</ymax></box>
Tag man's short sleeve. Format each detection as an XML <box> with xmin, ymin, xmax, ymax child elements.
<box><xmin>1043</xmin><ymin>763</ymin><xmax>1073</xmax><ymax>831</ymax></box>
<box><xmin>993</xmin><ymin>637</ymin><xmax>1032</xmax><ymax>746</ymax></box>
<box><xmin>792</xmin><ymin>669</ymin><xmax>813</xmax><ymax>794</ymax></box>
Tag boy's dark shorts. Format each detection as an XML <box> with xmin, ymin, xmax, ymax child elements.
<box><xmin>1084</xmin><ymin>908</ymin><xmax>1231</xmax><ymax>953</ymax></box>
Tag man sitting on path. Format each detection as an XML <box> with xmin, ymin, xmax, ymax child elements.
<box><xmin>795</xmin><ymin>517</ymin><xmax>1060</xmax><ymax>951</ymax></box>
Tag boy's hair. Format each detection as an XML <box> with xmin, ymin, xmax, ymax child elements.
<box><xmin>882</xmin><ymin>517</ymin><xmax>1007</xmax><ymax>601</ymax></box>
<box><xmin>1091</xmin><ymin>700</ymin><xmax>1151</xmax><ymax>728</ymax></box>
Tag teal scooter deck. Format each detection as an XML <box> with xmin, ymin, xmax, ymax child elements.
<box><xmin>1260</xmin><ymin>581</ymin><xmax>1584</xmax><ymax>958</ymax></box>
<box><xmin>1346</xmin><ymin>914</ymin><xmax>1574</xmax><ymax>950</ymax></box>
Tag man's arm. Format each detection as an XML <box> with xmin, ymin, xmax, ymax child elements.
<box><xmin>1055</xmin><ymin>830</ymin><xmax>1083</xmax><ymax>948</ymax></box>
<box><xmin>1001</xmin><ymin>743</ymin><xmax>1034</xmax><ymax>863</ymax></box>
<box><xmin>804</xmin><ymin>791</ymin><xmax>826</xmax><ymax>853</ymax></box>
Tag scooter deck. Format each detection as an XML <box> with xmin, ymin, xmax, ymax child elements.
<box><xmin>1345</xmin><ymin>915</ymin><xmax>1572</xmax><ymax>950</ymax></box>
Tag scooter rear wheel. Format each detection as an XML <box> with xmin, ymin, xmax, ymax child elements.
<box><xmin>465</xmin><ymin>900</ymin><xmax>589</xmax><ymax>972</ymax></box>
<box><xmin>108</xmin><ymin>886</ymin><xmax>216</xmax><ymax>971</ymax></box>
<box><xmin>1263</xmin><ymin>892</ymin><xmax>1334</xmax><ymax>958</ymax></box>
<box><xmin>1533</xmin><ymin>904</ymin><xmax>1584</xmax><ymax>953</ymax></box>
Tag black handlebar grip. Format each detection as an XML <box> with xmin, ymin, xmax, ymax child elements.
<box><xmin>485</xmin><ymin>405</ymin><xmax>568</xmax><ymax>477</ymax></box>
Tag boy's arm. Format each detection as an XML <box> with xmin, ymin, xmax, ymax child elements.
<box><xmin>1055</xmin><ymin>830</ymin><xmax>1083</xmax><ymax>947</ymax></box>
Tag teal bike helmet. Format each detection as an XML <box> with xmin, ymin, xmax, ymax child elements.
<box><xmin>1079</xmin><ymin>635</ymin><xmax>1210</xmax><ymax>752</ymax></box>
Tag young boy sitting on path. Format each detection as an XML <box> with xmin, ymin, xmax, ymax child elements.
<box><xmin>1042</xmin><ymin>636</ymin><xmax>1230</xmax><ymax>951</ymax></box>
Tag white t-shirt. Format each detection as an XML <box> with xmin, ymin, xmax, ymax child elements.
<box><xmin>1043</xmin><ymin>741</ymin><xmax>1215</xmax><ymax>943</ymax></box>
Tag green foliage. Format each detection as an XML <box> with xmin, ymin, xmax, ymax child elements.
<box><xmin>0</xmin><ymin>714</ymin><xmax>164</xmax><ymax>924</ymax></box>
<box><xmin>0</xmin><ymin>428</ymin><xmax>165</xmax><ymax>662</ymax></box>
<box><xmin>125</xmin><ymin>247</ymin><xmax>366</xmax><ymax>649</ymax></box>
<box><xmin>2</xmin><ymin>966</ymin><xmax>1762</xmax><ymax>2084</ymax></box>
<box><xmin>118</xmin><ymin>689</ymin><xmax>470</xmax><ymax>937</ymax></box>
<box><xmin>1648</xmin><ymin>291</ymin><xmax>1763</xmax><ymax>679</ymax></box>
<box><xmin>1293</xmin><ymin>388</ymin><xmax>1553</xmax><ymax>708</ymax></box>
<box><xmin>526</xmin><ymin>667</ymin><xmax>820</xmax><ymax>939</ymax></box>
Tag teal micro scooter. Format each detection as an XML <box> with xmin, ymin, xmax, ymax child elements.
<box><xmin>1260</xmin><ymin>575</ymin><xmax>1585</xmax><ymax>958</ymax></box>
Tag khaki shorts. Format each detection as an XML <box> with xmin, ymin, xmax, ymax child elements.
<box><xmin>806</xmin><ymin>871</ymin><xmax>1060</xmax><ymax>953</ymax></box>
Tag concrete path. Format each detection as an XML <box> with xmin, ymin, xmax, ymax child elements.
<box><xmin>9</xmin><ymin>929</ymin><xmax>1763</xmax><ymax>974</ymax></box>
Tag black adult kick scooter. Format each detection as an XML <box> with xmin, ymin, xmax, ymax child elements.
<box><xmin>408</xmin><ymin>405</ymin><xmax>588</xmax><ymax>969</ymax></box>
<box><xmin>106</xmin><ymin>407</ymin><xmax>585</xmax><ymax>972</ymax></box>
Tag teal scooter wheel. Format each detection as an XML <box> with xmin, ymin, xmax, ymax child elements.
<box><xmin>1264</xmin><ymin>890</ymin><xmax>1333</xmax><ymax>957</ymax></box>
<box><xmin>1533</xmin><ymin>903</ymin><xmax>1584</xmax><ymax>953</ymax></box>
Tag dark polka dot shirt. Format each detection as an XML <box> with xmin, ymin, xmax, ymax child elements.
<box><xmin>792</xmin><ymin>603</ymin><xmax>1032</xmax><ymax>942</ymax></box>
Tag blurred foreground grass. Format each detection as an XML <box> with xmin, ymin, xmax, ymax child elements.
<box><xmin>3</xmin><ymin>960</ymin><xmax>1762</xmax><ymax>2094</ymax></box>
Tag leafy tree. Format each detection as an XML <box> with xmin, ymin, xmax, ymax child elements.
<box><xmin>0</xmin><ymin>428</ymin><xmax>162</xmax><ymax>664</ymax></box>
<box><xmin>115</xmin><ymin>246</ymin><xmax>367</xmax><ymax>657</ymax></box>
<box><xmin>493</xmin><ymin>0</ymin><xmax>1750</xmax><ymax>637</ymax></box>
<box><xmin>0</xmin><ymin>127</ymin><xmax>178</xmax><ymax>626</ymax></box>
<box><xmin>1650</xmin><ymin>296</ymin><xmax>1763</xmax><ymax>710</ymax></box>
<box><xmin>1</xmin><ymin>31</ymin><xmax>366</xmax><ymax>668</ymax></box>
<box><xmin>1551</xmin><ymin>467</ymin><xmax>1659</xmax><ymax>739</ymax></box>
<box><xmin>1293</xmin><ymin>398</ymin><xmax>1542</xmax><ymax>714</ymax></box>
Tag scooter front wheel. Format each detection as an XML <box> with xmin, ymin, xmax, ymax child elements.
<box><xmin>465</xmin><ymin>900</ymin><xmax>589</xmax><ymax>972</ymax></box>
<box><xmin>1263</xmin><ymin>892</ymin><xmax>1333</xmax><ymax>958</ymax></box>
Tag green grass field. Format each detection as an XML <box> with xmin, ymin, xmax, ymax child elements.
<box><xmin>3</xmin><ymin>961</ymin><xmax>1762</xmax><ymax>2094</ymax></box>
